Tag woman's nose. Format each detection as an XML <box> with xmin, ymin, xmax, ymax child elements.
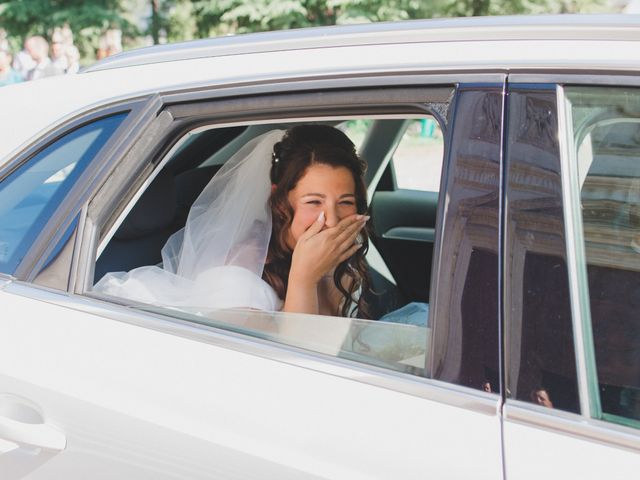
<box><xmin>324</xmin><ymin>206</ymin><xmax>339</xmax><ymax>227</ymax></box>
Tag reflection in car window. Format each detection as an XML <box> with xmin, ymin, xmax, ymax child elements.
<box><xmin>430</xmin><ymin>89</ymin><xmax>500</xmax><ymax>392</ymax></box>
<box><xmin>506</xmin><ymin>86</ymin><xmax>580</xmax><ymax>413</ymax></box>
<box><xmin>566</xmin><ymin>86</ymin><xmax>640</xmax><ymax>428</ymax></box>
<box><xmin>0</xmin><ymin>113</ymin><xmax>127</xmax><ymax>274</ymax></box>
<box><xmin>144</xmin><ymin>306</ymin><xmax>429</xmax><ymax>376</ymax></box>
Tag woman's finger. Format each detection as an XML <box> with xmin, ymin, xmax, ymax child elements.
<box><xmin>327</xmin><ymin>214</ymin><xmax>362</xmax><ymax>238</ymax></box>
<box><xmin>335</xmin><ymin>216</ymin><xmax>368</xmax><ymax>245</ymax></box>
<box><xmin>298</xmin><ymin>211</ymin><xmax>325</xmax><ymax>242</ymax></box>
<box><xmin>337</xmin><ymin>243</ymin><xmax>363</xmax><ymax>263</ymax></box>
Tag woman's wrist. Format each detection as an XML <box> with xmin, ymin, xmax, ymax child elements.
<box><xmin>288</xmin><ymin>270</ymin><xmax>318</xmax><ymax>289</ymax></box>
<box><xmin>288</xmin><ymin>261</ymin><xmax>322</xmax><ymax>287</ymax></box>
<box><xmin>283</xmin><ymin>270</ymin><xmax>319</xmax><ymax>314</ymax></box>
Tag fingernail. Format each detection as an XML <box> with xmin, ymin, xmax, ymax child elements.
<box><xmin>362</xmin><ymin>215</ymin><xmax>370</xmax><ymax>221</ymax></box>
<box><xmin>318</xmin><ymin>211</ymin><xmax>325</xmax><ymax>222</ymax></box>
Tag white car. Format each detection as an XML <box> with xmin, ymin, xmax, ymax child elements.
<box><xmin>1</xmin><ymin>14</ymin><xmax>639</xmax><ymax>479</ymax></box>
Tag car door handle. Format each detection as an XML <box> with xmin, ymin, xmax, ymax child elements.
<box><xmin>0</xmin><ymin>415</ymin><xmax>66</xmax><ymax>451</ymax></box>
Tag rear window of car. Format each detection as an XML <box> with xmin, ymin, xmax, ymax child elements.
<box><xmin>0</xmin><ymin>113</ymin><xmax>127</xmax><ymax>274</ymax></box>
<box><xmin>566</xmin><ymin>86</ymin><xmax>640</xmax><ymax>429</ymax></box>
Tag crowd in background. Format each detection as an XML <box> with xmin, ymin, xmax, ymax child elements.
<box><xmin>0</xmin><ymin>26</ymin><xmax>122</xmax><ymax>88</ymax></box>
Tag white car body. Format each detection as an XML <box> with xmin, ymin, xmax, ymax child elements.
<box><xmin>0</xmin><ymin>15</ymin><xmax>639</xmax><ymax>479</ymax></box>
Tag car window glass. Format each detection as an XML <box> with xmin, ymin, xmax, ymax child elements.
<box><xmin>428</xmin><ymin>89</ymin><xmax>500</xmax><ymax>392</ymax></box>
<box><xmin>0</xmin><ymin>113</ymin><xmax>127</xmax><ymax>275</ymax></box>
<box><xmin>392</xmin><ymin>118</ymin><xmax>444</xmax><ymax>192</ymax></box>
<box><xmin>505</xmin><ymin>86</ymin><xmax>580</xmax><ymax>413</ymax></box>
<box><xmin>143</xmin><ymin>306</ymin><xmax>429</xmax><ymax>376</ymax></box>
<box><xmin>90</xmin><ymin>109</ymin><xmax>480</xmax><ymax>384</ymax></box>
<box><xmin>566</xmin><ymin>86</ymin><xmax>640</xmax><ymax>428</ymax></box>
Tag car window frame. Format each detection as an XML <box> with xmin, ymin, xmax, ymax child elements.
<box><xmin>73</xmin><ymin>75</ymin><xmax>505</xmax><ymax>409</ymax></box>
<box><xmin>503</xmin><ymin>72</ymin><xmax>640</xmax><ymax>452</ymax></box>
<box><xmin>8</xmin><ymin>96</ymin><xmax>162</xmax><ymax>287</ymax></box>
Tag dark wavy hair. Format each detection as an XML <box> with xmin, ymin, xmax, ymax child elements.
<box><xmin>262</xmin><ymin>124</ymin><xmax>371</xmax><ymax>318</ymax></box>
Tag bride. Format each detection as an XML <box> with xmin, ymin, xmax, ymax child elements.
<box><xmin>94</xmin><ymin>124</ymin><xmax>371</xmax><ymax>318</ymax></box>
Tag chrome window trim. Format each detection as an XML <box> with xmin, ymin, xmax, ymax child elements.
<box><xmin>556</xmin><ymin>85</ymin><xmax>601</xmax><ymax>418</ymax></box>
<box><xmin>504</xmin><ymin>401</ymin><xmax>640</xmax><ymax>453</ymax></box>
<box><xmin>4</xmin><ymin>280</ymin><xmax>500</xmax><ymax>417</ymax></box>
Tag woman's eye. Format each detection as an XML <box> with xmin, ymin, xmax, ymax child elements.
<box><xmin>340</xmin><ymin>201</ymin><xmax>355</xmax><ymax>206</ymax></box>
<box><xmin>306</xmin><ymin>200</ymin><xmax>321</xmax><ymax>205</ymax></box>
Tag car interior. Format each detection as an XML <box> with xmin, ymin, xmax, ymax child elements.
<box><xmin>93</xmin><ymin>116</ymin><xmax>444</xmax><ymax>326</ymax></box>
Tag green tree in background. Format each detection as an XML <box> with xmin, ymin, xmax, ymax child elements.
<box><xmin>191</xmin><ymin>0</ymin><xmax>438</xmax><ymax>36</ymax></box>
<box><xmin>0</xmin><ymin>0</ymin><xmax>134</xmax><ymax>56</ymax></box>
<box><xmin>187</xmin><ymin>0</ymin><xmax>608</xmax><ymax>37</ymax></box>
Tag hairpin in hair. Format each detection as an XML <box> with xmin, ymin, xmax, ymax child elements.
<box><xmin>272</xmin><ymin>151</ymin><xmax>280</xmax><ymax>164</ymax></box>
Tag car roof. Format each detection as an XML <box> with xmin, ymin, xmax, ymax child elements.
<box><xmin>1</xmin><ymin>14</ymin><xmax>639</xmax><ymax>165</ymax></box>
<box><xmin>86</xmin><ymin>14</ymin><xmax>640</xmax><ymax>73</ymax></box>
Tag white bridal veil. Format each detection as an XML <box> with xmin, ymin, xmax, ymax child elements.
<box><xmin>94</xmin><ymin>129</ymin><xmax>286</xmax><ymax>313</ymax></box>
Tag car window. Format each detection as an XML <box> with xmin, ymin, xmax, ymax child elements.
<box><xmin>89</xmin><ymin>93</ymin><xmax>496</xmax><ymax>389</ymax></box>
<box><xmin>143</xmin><ymin>306</ymin><xmax>429</xmax><ymax>376</ymax></box>
<box><xmin>392</xmin><ymin>117</ymin><xmax>444</xmax><ymax>192</ymax></box>
<box><xmin>565</xmin><ymin>86</ymin><xmax>640</xmax><ymax>428</ymax></box>
<box><xmin>0</xmin><ymin>113</ymin><xmax>127</xmax><ymax>275</ymax></box>
<box><xmin>505</xmin><ymin>85</ymin><xmax>580</xmax><ymax>413</ymax></box>
<box><xmin>428</xmin><ymin>89</ymin><xmax>500</xmax><ymax>392</ymax></box>
<box><xmin>91</xmin><ymin>118</ymin><xmax>433</xmax><ymax>378</ymax></box>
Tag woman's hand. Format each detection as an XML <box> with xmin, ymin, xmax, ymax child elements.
<box><xmin>283</xmin><ymin>212</ymin><xmax>368</xmax><ymax>315</ymax></box>
<box><xmin>290</xmin><ymin>212</ymin><xmax>368</xmax><ymax>286</ymax></box>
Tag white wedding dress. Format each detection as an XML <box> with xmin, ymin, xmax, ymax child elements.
<box><xmin>94</xmin><ymin>130</ymin><xmax>285</xmax><ymax>313</ymax></box>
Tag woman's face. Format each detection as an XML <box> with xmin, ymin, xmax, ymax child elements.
<box><xmin>286</xmin><ymin>163</ymin><xmax>357</xmax><ymax>248</ymax></box>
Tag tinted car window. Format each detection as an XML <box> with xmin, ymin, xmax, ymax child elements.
<box><xmin>0</xmin><ymin>113</ymin><xmax>126</xmax><ymax>274</ymax></box>
<box><xmin>505</xmin><ymin>85</ymin><xmax>579</xmax><ymax>412</ymax></box>
<box><xmin>430</xmin><ymin>86</ymin><xmax>501</xmax><ymax>392</ymax></box>
<box><xmin>566</xmin><ymin>86</ymin><xmax>640</xmax><ymax>428</ymax></box>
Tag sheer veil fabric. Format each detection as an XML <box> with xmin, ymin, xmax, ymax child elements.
<box><xmin>94</xmin><ymin>130</ymin><xmax>286</xmax><ymax>313</ymax></box>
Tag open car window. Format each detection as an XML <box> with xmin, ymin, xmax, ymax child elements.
<box><xmin>89</xmin><ymin>116</ymin><xmax>437</xmax><ymax>379</ymax></box>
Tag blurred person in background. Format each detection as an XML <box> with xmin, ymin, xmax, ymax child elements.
<box><xmin>50</xmin><ymin>28</ymin><xmax>69</xmax><ymax>73</ymax></box>
<box><xmin>96</xmin><ymin>28</ymin><xmax>123</xmax><ymax>60</ymax></box>
<box><xmin>0</xmin><ymin>46</ymin><xmax>23</xmax><ymax>87</ymax></box>
<box><xmin>51</xmin><ymin>24</ymin><xmax>78</xmax><ymax>73</ymax></box>
<box><xmin>24</xmin><ymin>35</ymin><xmax>63</xmax><ymax>80</ymax></box>
<box><xmin>11</xmin><ymin>38</ymin><xmax>35</xmax><ymax>79</ymax></box>
<box><xmin>65</xmin><ymin>45</ymin><xmax>81</xmax><ymax>74</ymax></box>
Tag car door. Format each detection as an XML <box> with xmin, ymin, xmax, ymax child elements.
<box><xmin>1</xmin><ymin>79</ymin><xmax>505</xmax><ymax>479</ymax></box>
<box><xmin>502</xmin><ymin>79</ymin><xmax>640</xmax><ymax>478</ymax></box>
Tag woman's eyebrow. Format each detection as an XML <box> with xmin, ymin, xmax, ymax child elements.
<box><xmin>301</xmin><ymin>193</ymin><xmax>326</xmax><ymax>198</ymax></box>
<box><xmin>301</xmin><ymin>193</ymin><xmax>355</xmax><ymax>199</ymax></box>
